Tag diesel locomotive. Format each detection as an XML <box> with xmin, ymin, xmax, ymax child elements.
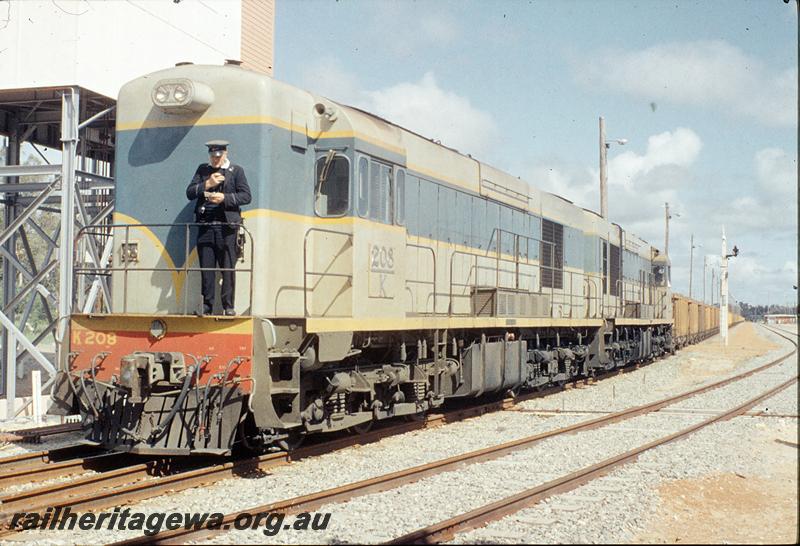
<box><xmin>48</xmin><ymin>62</ymin><xmax>734</xmax><ymax>455</ymax></box>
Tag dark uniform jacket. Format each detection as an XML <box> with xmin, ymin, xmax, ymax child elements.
<box><xmin>186</xmin><ymin>162</ymin><xmax>252</xmax><ymax>225</ymax></box>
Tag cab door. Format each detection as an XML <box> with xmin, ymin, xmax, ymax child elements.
<box><xmin>352</xmin><ymin>156</ymin><xmax>407</xmax><ymax>320</ymax></box>
<box><xmin>306</xmin><ymin>151</ymin><xmax>354</xmax><ymax>318</ymax></box>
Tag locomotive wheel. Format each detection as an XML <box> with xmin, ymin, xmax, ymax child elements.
<box><xmin>349</xmin><ymin>420</ymin><xmax>374</xmax><ymax>434</ymax></box>
<box><xmin>278</xmin><ymin>431</ymin><xmax>305</xmax><ymax>452</ymax></box>
<box><xmin>237</xmin><ymin>421</ymin><xmax>266</xmax><ymax>455</ymax></box>
<box><xmin>404</xmin><ymin>410</ymin><xmax>427</xmax><ymax>422</ymax></box>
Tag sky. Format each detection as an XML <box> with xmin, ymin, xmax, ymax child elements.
<box><xmin>275</xmin><ymin>0</ymin><xmax>798</xmax><ymax>308</ymax></box>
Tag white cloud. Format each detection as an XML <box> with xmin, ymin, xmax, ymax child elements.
<box><xmin>418</xmin><ymin>14</ymin><xmax>460</xmax><ymax>45</ymax></box>
<box><xmin>525</xmin><ymin>130</ymin><xmax>702</xmax><ymax>247</ymax></box>
<box><xmin>300</xmin><ymin>65</ymin><xmax>498</xmax><ymax>159</ymax></box>
<box><xmin>298</xmin><ymin>56</ymin><xmax>361</xmax><ymax>104</ymax></box>
<box><xmin>364</xmin><ymin>72</ymin><xmax>498</xmax><ymax>158</ymax></box>
<box><xmin>607</xmin><ymin>128</ymin><xmax>703</xmax><ymax>187</ymax></box>
<box><xmin>721</xmin><ymin>147</ymin><xmax>798</xmax><ymax>231</ymax></box>
<box><xmin>755</xmin><ymin>147</ymin><xmax>795</xmax><ymax>200</ymax></box>
<box><xmin>527</xmin><ymin>162</ymin><xmax>598</xmax><ymax>210</ymax></box>
<box><xmin>728</xmin><ymin>254</ymin><xmax>798</xmax><ymax>305</ymax></box>
<box><xmin>575</xmin><ymin>40</ymin><xmax>797</xmax><ymax>127</ymax></box>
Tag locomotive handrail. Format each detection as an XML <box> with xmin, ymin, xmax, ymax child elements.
<box><xmin>73</xmin><ymin>222</ymin><xmax>255</xmax><ymax>316</ymax></box>
<box><xmin>446</xmin><ymin>236</ymin><xmax>605</xmax><ymax>320</ymax></box>
<box><xmin>302</xmin><ymin>227</ymin><xmax>354</xmax><ymax>318</ymax></box>
<box><xmin>613</xmin><ymin>276</ymin><xmax>666</xmax><ymax>320</ymax></box>
<box><xmin>447</xmin><ymin>251</ymin><xmax>535</xmax><ymax>316</ymax></box>
<box><xmin>583</xmin><ymin>275</ymin><xmax>604</xmax><ymax>319</ymax></box>
<box><xmin>551</xmin><ymin>270</ymin><xmax>601</xmax><ymax>319</ymax></box>
<box><xmin>406</xmin><ymin>242</ymin><xmax>437</xmax><ymax>314</ymax></box>
<box><xmin>656</xmin><ymin>290</ymin><xmax>669</xmax><ymax>319</ymax></box>
<box><xmin>614</xmin><ymin>278</ymin><xmax>625</xmax><ymax>317</ymax></box>
<box><xmin>448</xmin><ymin>229</ymin><xmax>550</xmax><ymax>316</ymax></box>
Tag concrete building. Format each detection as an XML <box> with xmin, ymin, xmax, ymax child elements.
<box><xmin>0</xmin><ymin>0</ymin><xmax>274</xmax><ymax>99</ymax></box>
<box><xmin>764</xmin><ymin>314</ymin><xmax>798</xmax><ymax>325</ymax></box>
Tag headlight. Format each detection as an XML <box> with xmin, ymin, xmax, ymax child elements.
<box><xmin>154</xmin><ymin>86</ymin><xmax>170</xmax><ymax>104</ymax></box>
<box><xmin>173</xmin><ymin>84</ymin><xmax>188</xmax><ymax>102</ymax></box>
<box><xmin>151</xmin><ymin>78</ymin><xmax>214</xmax><ymax>113</ymax></box>
<box><xmin>149</xmin><ymin>319</ymin><xmax>167</xmax><ymax>340</ymax></box>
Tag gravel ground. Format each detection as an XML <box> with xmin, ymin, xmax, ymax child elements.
<box><xmin>769</xmin><ymin>323</ymin><xmax>798</xmax><ymax>335</ymax></box>
<box><xmin>0</xmin><ymin>414</ymin><xmax>66</xmax><ymax>432</ymax></box>
<box><xmin>455</xmin><ymin>414</ymin><xmax>798</xmax><ymax>544</ymax></box>
<box><xmin>0</xmin><ymin>410</ymin><xmax>83</xmax><ymax>459</ymax></box>
<box><xmin>0</xmin><ymin>429</ymin><xmax>85</xmax><ymax>460</ymax></box>
<box><xmin>206</xmin><ymin>338</ymin><xmax>797</xmax><ymax>545</ymax></box>
<box><xmin>7</xmin><ymin>324</ymin><xmax>795</xmax><ymax>545</ymax></box>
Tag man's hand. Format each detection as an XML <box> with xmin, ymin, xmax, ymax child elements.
<box><xmin>204</xmin><ymin>172</ymin><xmax>224</xmax><ymax>190</ymax></box>
<box><xmin>206</xmin><ymin>192</ymin><xmax>225</xmax><ymax>204</ymax></box>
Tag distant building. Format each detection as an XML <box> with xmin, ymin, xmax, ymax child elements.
<box><xmin>764</xmin><ymin>314</ymin><xmax>797</xmax><ymax>324</ymax></box>
<box><xmin>0</xmin><ymin>0</ymin><xmax>274</xmax><ymax>99</ymax></box>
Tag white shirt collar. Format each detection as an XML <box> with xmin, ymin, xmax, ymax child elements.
<box><xmin>209</xmin><ymin>158</ymin><xmax>231</xmax><ymax>170</ymax></box>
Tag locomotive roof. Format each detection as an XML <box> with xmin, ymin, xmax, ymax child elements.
<box><xmin>118</xmin><ymin>63</ymin><xmax>658</xmax><ymax>260</ymax></box>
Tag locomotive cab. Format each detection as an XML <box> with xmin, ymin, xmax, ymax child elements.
<box><xmin>652</xmin><ymin>253</ymin><xmax>671</xmax><ymax>287</ymax></box>
<box><xmin>652</xmin><ymin>249</ymin><xmax>672</xmax><ymax>288</ymax></box>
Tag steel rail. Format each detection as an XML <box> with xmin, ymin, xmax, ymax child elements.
<box><xmin>107</xmin><ymin>334</ymin><xmax>796</xmax><ymax>545</ymax></box>
<box><xmin>0</xmin><ymin>444</ymin><xmax>100</xmax><ymax>475</ymax></box>
<box><xmin>0</xmin><ymin>450</ymin><xmax>128</xmax><ymax>489</ymax></box>
<box><xmin>0</xmin><ymin>455</ymin><xmax>199</xmax><ymax>517</ymax></box>
<box><xmin>388</xmin><ymin>374</ymin><xmax>798</xmax><ymax>544</ymax></box>
<box><xmin>0</xmin><ymin>421</ymin><xmax>82</xmax><ymax>444</ymax></box>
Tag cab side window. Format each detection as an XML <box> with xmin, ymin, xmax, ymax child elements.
<box><xmin>394</xmin><ymin>168</ymin><xmax>406</xmax><ymax>226</ymax></box>
<box><xmin>315</xmin><ymin>153</ymin><xmax>350</xmax><ymax>217</ymax></box>
<box><xmin>357</xmin><ymin>157</ymin><xmax>369</xmax><ymax>217</ymax></box>
<box><xmin>368</xmin><ymin>161</ymin><xmax>392</xmax><ymax>224</ymax></box>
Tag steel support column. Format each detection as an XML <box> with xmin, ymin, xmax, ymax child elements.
<box><xmin>3</xmin><ymin>117</ymin><xmax>20</xmax><ymax>413</ymax></box>
<box><xmin>56</xmin><ymin>89</ymin><xmax>79</xmax><ymax>372</ymax></box>
<box><xmin>0</xmin><ymin>86</ymin><xmax>115</xmax><ymax>420</ymax></box>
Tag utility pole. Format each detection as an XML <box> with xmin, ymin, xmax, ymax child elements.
<box><xmin>721</xmin><ymin>227</ymin><xmax>728</xmax><ymax>345</ymax></box>
<box><xmin>703</xmin><ymin>255</ymin><xmax>707</xmax><ymax>304</ymax></box>
<box><xmin>720</xmin><ymin>228</ymin><xmax>738</xmax><ymax>344</ymax></box>
<box><xmin>598</xmin><ymin>117</ymin><xmax>627</xmax><ymax>220</ymax></box>
<box><xmin>711</xmin><ymin>268</ymin><xmax>716</xmax><ymax>305</ymax></box>
<box><xmin>599</xmin><ymin>116</ymin><xmax>607</xmax><ymax>219</ymax></box>
<box><xmin>664</xmin><ymin>202</ymin><xmax>670</xmax><ymax>257</ymax></box>
<box><xmin>689</xmin><ymin>234</ymin><xmax>693</xmax><ymax>298</ymax></box>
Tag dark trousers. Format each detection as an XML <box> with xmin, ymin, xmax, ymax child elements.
<box><xmin>197</xmin><ymin>224</ymin><xmax>237</xmax><ymax>312</ymax></box>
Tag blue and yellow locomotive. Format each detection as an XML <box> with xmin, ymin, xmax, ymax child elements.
<box><xmin>50</xmin><ymin>62</ymin><xmax>675</xmax><ymax>455</ymax></box>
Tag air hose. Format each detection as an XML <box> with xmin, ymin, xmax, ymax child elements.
<box><xmin>148</xmin><ymin>364</ymin><xmax>196</xmax><ymax>442</ymax></box>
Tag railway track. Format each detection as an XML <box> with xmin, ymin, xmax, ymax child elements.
<box><xmin>0</xmin><ymin>443</ymin><xmax>100</xmax><ymax>475</ymax></box>
<box><xmin>0</xmin><ymin>337</ymin><xmax>667</xmax><ymax>533</ymax></box>
<box><xmin>0</xmin><ymin>323</ymin><xmax>776</xmax><ymax>542</ymax></box>
<box><xmin>106</xmin><ymin>326</ymin><xmax>796</xmax><ymax>545</ymax></box>
<box><xmin>390</xmin><ymin>374</ymin><xmax>797</xmax><ymax>544</ymax></box>
<box><xmin>0</xmin><ymin>421</ymin><xmax>82</xmax><ymax>444</ymax></box>
<box><xmin>0</xmin><ymin>447</ymin><xmax>124</xmax><ymax>489</ymax></box>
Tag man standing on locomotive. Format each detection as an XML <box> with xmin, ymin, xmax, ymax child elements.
<box><xmin>186</xmin><ymin>140</ymin><xmax>251</xmax><ymax>316</ymax></box>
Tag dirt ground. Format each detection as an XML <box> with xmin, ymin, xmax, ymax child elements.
<box><xmin>636</xmin><ymin>420</ymin><xmax>799</xmax><ymax>544</ymax></box>
<box><xmin>674</xmin><ymin>322</ymin><xmax>781</xmax><ymax>387</ymax></box>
